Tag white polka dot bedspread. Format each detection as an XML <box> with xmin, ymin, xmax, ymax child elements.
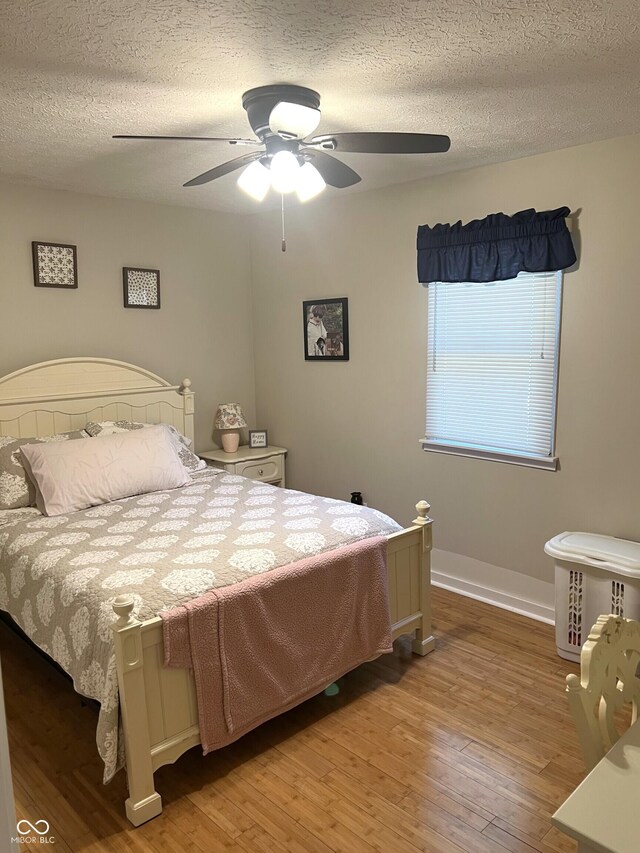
<box><xmin>0</xmin><ymin>469</ymin><xmax>401</xmax><ymax>782</ymax></box>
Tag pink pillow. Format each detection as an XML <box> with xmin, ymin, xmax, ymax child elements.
<box><xmin>20</xmin><ymin>424</ymin><xmax>191</xmax><ymax>516</ymax></box>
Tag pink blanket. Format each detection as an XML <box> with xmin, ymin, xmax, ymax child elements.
<box><xmin>160</xmin><ymin>536</ymin><xmax>392</xmax><ymax>753</ymax></box>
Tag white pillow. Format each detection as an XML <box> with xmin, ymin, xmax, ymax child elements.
<box><xmin>20</xmin><ymin>424</ymin><xmax>191</xmax><ymax>516</ymax></box>
<box><xmin>0</xmin><ymin>430</ymin><xmax>89</xmax><ymax>510</ymax></box>
<box><xmin>84</xmin><ymin>420</ymin><xmax>206</xmax><ymax>473</ymax></box>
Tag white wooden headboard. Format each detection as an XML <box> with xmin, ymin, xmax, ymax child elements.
<box><xmin>0</xmin><ymin>358</ymin><xmax>194</xmax><ymax>443</ymax></box>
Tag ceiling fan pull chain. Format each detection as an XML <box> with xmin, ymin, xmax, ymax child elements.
<box><xmin>281</xmin><ymin>193</ymin><xmax>287</xmax><ymax>252</ymax></box>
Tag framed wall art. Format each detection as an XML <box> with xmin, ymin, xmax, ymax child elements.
<box><xmin>303</xmin><ymin>298</ymin><xmax>349</xmax><ymax>361</ymax></box>
<box><xmin>123</xmin><ymin>267</ymin><xmax>161</xmax><ymax>309</ymax></box>
<box><xmin>32</xmin><ymin>241</ymin><xmax>78</xmax><ymax>289</ymax></box>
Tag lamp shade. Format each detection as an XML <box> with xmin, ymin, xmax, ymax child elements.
<box><xmin>269</xmin><ymin>102</ymin><xmax>321</xmax><ymax>139</ymax></box>
<box><xmin>296</xmin><ymin>162</ymin><xmax>326</xmax><ymax>202</ymax></box>
<box><xmin>270</xmin><ymin>150</ymin><xmax>300</xmax><ymax>194</ymax></box>
<box><xmin>237</xmin><ymin>160</ymin><xmax>271</xmax><ymax>201</ymax></box>
<box><xmin>215</xmin><ymin>403</ymin><xmax>247</xmax><ymax>430</ymax></box>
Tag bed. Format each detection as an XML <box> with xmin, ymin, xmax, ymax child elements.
<box><xmin>0</xmin><ymin>357</ymin><xmax>434</xmax><ymax>826</ymax></box>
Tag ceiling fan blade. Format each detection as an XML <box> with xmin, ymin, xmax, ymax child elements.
<box><xmin>306</xmin><ymin>151</ymin><xmax>361</xmax><ymax>189</ymax></box>
<box><xmin>310</xmin><ymin>132</ymin><xmax>451</xmax><ymax>154</ymax></box>
<box><xmin>113</xmin><ymin>135</ymin><xmax>259</xmax><ymax>146</ymax></box>
<box><xmin>184</xmin><ymin>152</ymin><xmax>263</xmax><ymax>187</ymax></box>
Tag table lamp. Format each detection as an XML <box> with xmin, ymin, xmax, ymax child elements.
<box><xmin>215</xmin><ymin>403</ymin><xmax>247</xmax><ymax>453</ymax></box>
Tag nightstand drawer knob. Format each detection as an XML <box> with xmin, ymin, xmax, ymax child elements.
<box><xmin>234</xmin><ymin>456</ymin><xmax>283</xmax><ymax>484</ymax></box>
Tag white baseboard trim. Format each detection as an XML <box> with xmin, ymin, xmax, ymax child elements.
<box><xmin>431</xmin><ymin>549</ymin><xmax>555</xmax><ymax>625</ymax></box>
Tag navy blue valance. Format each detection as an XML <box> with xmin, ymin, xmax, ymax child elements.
<box><xmin>417</xmin><ymin>206</ymin><xmax>576</xmax><ymax>284</ymax></box>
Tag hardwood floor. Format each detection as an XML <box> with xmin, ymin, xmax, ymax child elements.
<box><xmin>1</xmin><ymin>588</ymin><xmax>584</xmax><ymax>852</ymax></box>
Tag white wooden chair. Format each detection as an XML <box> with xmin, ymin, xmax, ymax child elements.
<box><xmin>566</xmin><ymin>614</ymin><xmax>640</xmax><ymax>772</ymax></box>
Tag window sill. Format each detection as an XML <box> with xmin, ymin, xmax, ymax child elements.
<box><xmin>420</xmin><ymin>440</ymin><xmax>558</xmax><ymax>471</ymax></box>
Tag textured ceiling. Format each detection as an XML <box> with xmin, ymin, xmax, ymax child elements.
<box><xmin>1</xmin><ymin>0</ymin><xmax>639</xmax><ymax>213</ymax></box>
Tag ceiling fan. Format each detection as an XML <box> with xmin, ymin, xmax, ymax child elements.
<box><xmin>113</xmin><ymin>84</ymin><xmax>451</xmax><ymax>203</ymax></box>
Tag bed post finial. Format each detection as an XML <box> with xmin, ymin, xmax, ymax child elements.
<box><xmin>179</xmin><ymin>378</ymin><xmax>195</xmax><ymax>445</ymax></box>
<box><xmin>413</xmin><ymin>500</ymin><xmax>431</xmax><ymax>525</ymax></box>
<box><xmin>410</xmin><ymin>499</ymin><xmax>435</xmax><ymax>656</ymax></box>
<box><xmin>566</xmin><ymin>673</ymin><xmax>581</xmax><ymax>692</ymax></box>
<box><xmin>113</xmin><ymin>594</ymin><xmax>137</xmax><ymax>627</ymax></box>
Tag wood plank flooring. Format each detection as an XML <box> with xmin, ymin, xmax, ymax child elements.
<box><xmin>1</xmin><ymin>588</ymin><xmax>585</xmax><ymax>852</ymax></box>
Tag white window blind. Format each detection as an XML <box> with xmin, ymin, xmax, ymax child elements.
<box><xmin>425</xmin><ymin>271</ymin><xmax>561</xmax><ymax>465</ymax></box>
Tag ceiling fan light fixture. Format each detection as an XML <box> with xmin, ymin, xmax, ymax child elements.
<box><xmin>270</xmin><ymin>150</ymin><xmax>300</xmax><ymax>193</ymax></box>
<box><xmin>268</xmin><ymin>101</ymin><xmax>321</xmax><ymax>139</ymax></box>
<box><xmin>115</xmin><ymin>83</ymin><xmax>452</xmax><ymax>203</ymax></box>
<box><xmin>237</xmin><ymin>159</ymin><xmax>271</xmax><ymax>201</ymax></box>
<box><xmin>295</xmin><ymin>162</ymin><xmax>326</xmax><ymax>202</ymax></box>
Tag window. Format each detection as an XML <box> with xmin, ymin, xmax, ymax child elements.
<box><xmin>423</xmin><ymin>270</ymin><xmax>562</xmax><ymax>469</ymax></box>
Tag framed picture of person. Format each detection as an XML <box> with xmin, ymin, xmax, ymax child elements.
<box><xmin>303</xmin><ymin>298</ymin><xmax>349</xmax><ymax>361</ymax></box>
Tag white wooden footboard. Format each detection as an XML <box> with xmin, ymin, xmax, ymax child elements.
<box><xmin>112</xmin><ymin>501</ymin><xmax>434</xmax><ymax>826</ymax></box>
<box><xmin>388</xmin><ymin>500</ymin><xmax>435</xmax><ymax>655</ymax></box>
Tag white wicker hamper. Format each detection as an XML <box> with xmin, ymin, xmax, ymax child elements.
<box><xmin>545</xmin><ymin>531</ymin><xmax>640</xmax><ymax>662</ymax></box>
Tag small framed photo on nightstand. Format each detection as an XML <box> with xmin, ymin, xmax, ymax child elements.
<box><xmin>249</xmin><ymin>430</ymin><xmax>268</xmax><ymax>449</ymax></box>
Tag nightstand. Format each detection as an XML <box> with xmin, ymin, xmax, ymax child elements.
<box><xmin>199</xmin><ymin>446</ymin><xmax>287</xmax><ymax>487</ymax></box>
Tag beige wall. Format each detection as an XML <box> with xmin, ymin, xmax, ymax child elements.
<box><xmin>250</xmin><ymin>133</ymin><xmax>640</xmax><ymax>585</ymax></box>
<box><xmin>0</xmin><ymin>183</ymin><xmax>255</xmax><ymax>449</ymax></box>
